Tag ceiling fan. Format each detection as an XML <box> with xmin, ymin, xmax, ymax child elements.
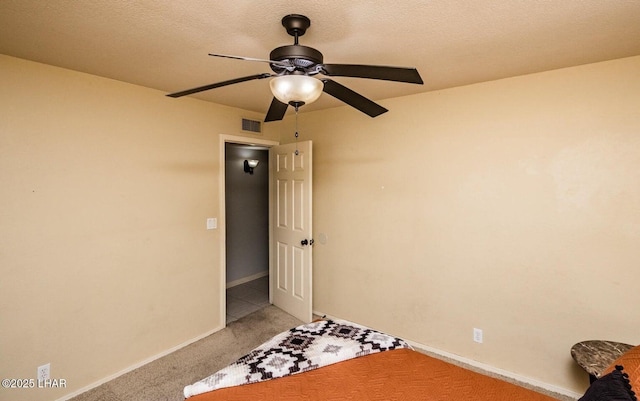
<box><xmin>167</xmin><ymin>14</ymin><xmax>424</xmax><ymax>122</ymax></box>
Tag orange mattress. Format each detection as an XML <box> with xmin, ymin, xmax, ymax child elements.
<box><xmin>189</xmin><ymin>348</ymin><xmax>558</xmax><ymax>401</ymax></box>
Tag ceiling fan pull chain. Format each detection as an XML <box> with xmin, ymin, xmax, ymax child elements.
<box><xmin>294</xmin><ymin>105</ymin><xmax>299</xmax><ymax>156</ymax></box>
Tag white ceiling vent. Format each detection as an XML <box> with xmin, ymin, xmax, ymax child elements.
<box><xmin>241</xmin><ymin>118</ymin><xmax>262</xmax><ymax>134</ymax></box>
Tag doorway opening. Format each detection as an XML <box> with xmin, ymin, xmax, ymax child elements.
<box><xmin>219</xmin><ymin>134</ymin><xmax>313</xmax><ymax>324</ymax></box>
<box><xmin>224</xmin><ymin>142</ymin><xmax>270</xmax><ymax>323</ymax></box>
<box><xmin>219</xmin><ymin>134</ymin><xmax>279</xmax><ymax>326</ymax></box>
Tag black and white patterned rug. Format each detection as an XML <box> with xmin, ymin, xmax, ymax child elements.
<box><xmin>184</xmin><ymin>318</ymin><xmax>411</xmax><ymax>398</ymax></box>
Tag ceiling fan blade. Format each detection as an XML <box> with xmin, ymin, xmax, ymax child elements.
<box><xmin>264</xmin><ymin>97</ymin><xmax>289</xmax><ymax>122</ymax></box>
<box><xmin>322</xmin><ymin>79</ymin><xmax>388</xmax><ymax>118</ymax></box>
<box><xmin>167</xmin><ymin>73</ymin><xmax>272</xmax><ymax>98</ymax></box>
<box><xmin>208</xmin><ymin>53</ymin><xmax>293</xmax><ymax>68</ymax></box>
<box><xmin>321</xmin><ymin>64</ymin><xmax>423</xmax><ymax>84</ymax></box>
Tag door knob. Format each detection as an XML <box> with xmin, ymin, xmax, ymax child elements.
<box><xmin>300</xmin><ymin>239</ymin><xmax>314</xmax><ymax>246</ymax></box>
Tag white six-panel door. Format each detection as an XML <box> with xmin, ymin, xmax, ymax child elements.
<box><xmin>270</xmin><ymin>141</ymin><xmax>312</xmax><ymax>322</ymax></box>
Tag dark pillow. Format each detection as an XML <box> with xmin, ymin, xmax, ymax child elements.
<box><xmin>579</xmin><ymin>365</ymin><xmax>637</xmax><ymax>401</ymax></box>
<box><xmin>602</xmin><ymin>345</ymin><xmax>640</xmax><ymax>395</ymax></box>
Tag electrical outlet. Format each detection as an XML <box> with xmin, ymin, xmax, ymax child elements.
<box><xmin>473</xmin><ymin>328</ymin><xmax>483</xmax><ymax>343</ymax></box>
<box><xmin>37</xmin><ymin>363</ymin><xmax>50</xmax><ymax>381</ymax></box>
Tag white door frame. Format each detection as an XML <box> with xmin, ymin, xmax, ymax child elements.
<box><xmin>218</xmin><ymin>134</ymin><xmax>279</xmax><ymax>327</ymax></box>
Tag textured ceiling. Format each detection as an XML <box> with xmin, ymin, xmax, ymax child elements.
<box><xmin>1</xmin><ymin>1</ymin><xmax>640</xmax><ymax>119</ymax></box>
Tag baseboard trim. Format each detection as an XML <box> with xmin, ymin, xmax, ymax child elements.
<box><xmin>56</xmin><ymin>324</ymin><xmax>225</xmax><ymax>401</ymax></box>
<box><xmin>312</xmin><ymin>310</ymin><xmax>581</xmax><ymax>400</ymax></box>
<box><xmin>226</xmin><ymin>270</ymin><xmax>268</xmax><ymax>289</ymax></box>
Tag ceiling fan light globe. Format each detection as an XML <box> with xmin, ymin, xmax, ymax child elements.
<box><xmin>270</xmin><ymin>75</ymin><xmax>323</xmax><ymax>106</ymax></box>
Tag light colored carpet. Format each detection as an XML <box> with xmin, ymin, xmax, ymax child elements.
<box><xmin>69</xmin><ymin>305</ymin><xmax>302</xmax><ymax>401</ymax></box>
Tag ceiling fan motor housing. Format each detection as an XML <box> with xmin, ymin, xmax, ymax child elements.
<box><xmin>269</xmin><ymin>45</ymin><xmax>324</xmax><ymax>74</ymax></box>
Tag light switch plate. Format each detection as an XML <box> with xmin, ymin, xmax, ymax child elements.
<box><xmin>206</xmin><ymin>218</ymin><xmax>217</xmax><ymax>230</ymax></box>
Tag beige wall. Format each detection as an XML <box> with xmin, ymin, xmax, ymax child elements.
<box><xmin>282</xmin><ymin>57</ymin><xmax>640</xmax><ymax>392</ymax></box>
<box><xmin>2</xmin><ymin>53</ymin><xmax>639</xmax><ymax>400</ymax></box>
<box><xmin>270</xmin><ymin>55</ymin><xmax>640</xmax><ymax>395</ymax></box>
<box><xmin>0</xmin><ymin>55</ymin><xmax>276</xmax><ymax>401</ymax></box>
